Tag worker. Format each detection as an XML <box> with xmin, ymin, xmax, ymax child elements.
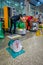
<box><xmin>26</xmin><ymin>16</ymin><xmax>33</xmax><ymax>30</ymax></box>
<box><xmin>10</xmin><ymin>14</ymin><xmax>24</xmax><ymax>34</ymax></box>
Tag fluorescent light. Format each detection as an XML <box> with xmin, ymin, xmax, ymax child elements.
<box><xmin>36</xmin><ymin>1</ymin><xmax>41</xmax><ymax>6</ymax></box>
<box><xmin>20</xmin><ymin>2</ymin><xmax>23</xmax><ymax>5</ymax></box>
<box><xmin>38</xmin><ymin>2</ymin><xmax>40</xmax><ymax>4</ymax></box>
<box><xmin>6</xmin><ymin>1</ymin><xmax>11</xmax><ymax>3</ymax></box>
<box><xmin>15</xmin><ymin>3</ymin><xmax>18</xmax><ymax>6</ymax></box>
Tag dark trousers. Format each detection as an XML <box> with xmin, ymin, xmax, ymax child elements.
<box><xmin>10</xmin><ymin>20</ymin><xmax>16</xmax><ymax>34</ymax></box>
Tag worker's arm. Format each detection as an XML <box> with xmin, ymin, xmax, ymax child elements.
<box><xmin>30</xmin><ymin>18</ymin><xmax>34</xmax><ymax>27</ymax></box>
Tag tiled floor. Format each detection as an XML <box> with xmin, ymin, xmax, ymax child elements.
<box><xmin>0</xmin><ymin>32</ymin><xmax>43</xmax><ymax>65</ymax></box>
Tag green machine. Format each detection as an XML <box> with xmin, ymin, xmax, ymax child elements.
<box><xmin>0</xmin><ymin>19</ymin><xmax>4</xmax><ymax>38</ymax></box>
<box><xmin>18</xmin><ymin>21</ymin><xmax>26</xmax><ymax>29</ymax></box>
<box><xmin>16</xmin><ymin>20</ymin><xmax>26</xmax><ymax>35</ymax></box>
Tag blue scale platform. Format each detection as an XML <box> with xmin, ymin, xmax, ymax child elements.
<box><xmin>6</xmin><ymin>47</ymin><xmax>25</xmax><ymax>58</ymax></box>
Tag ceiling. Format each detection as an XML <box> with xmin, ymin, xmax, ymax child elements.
<box><xmin>0</xmin><ymin>0</ymin><xmax>43</xmax><ymax>7</ymax></box>
<box><xmin>0</xmin><ymin>0</ymin><xmax>43</xmax><ymax>11</ymax></box>
<box><xmin>29</xmin><ymin>0</ymin><xmax>43</xmax><ymax>12</ymax></box>
<box><xmin>0</xmin><ymin>0</ymin><xmax>24</xmax><ymax>8</ymax></box>
<box><xmin>29</xmin><ymin>0</ymin><xmax>43</xmax><ymax>6</ymax></box>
